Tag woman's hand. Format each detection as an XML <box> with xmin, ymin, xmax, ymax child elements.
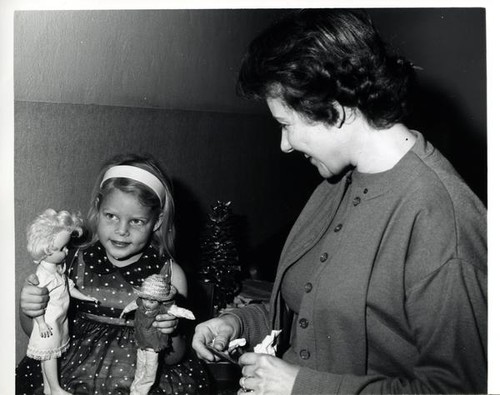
<box><xmin>192</xmin><ymin>315</ymin><xmax>241</xmax><ymax>362</ymax></box>
<box><xmin>20</xmin><ymin>274</ymin><xmax>49</xmax><ymax>317</ymax></box>
<box><xmin>238</xmin><ymin>353</ymin><xmax>300</xmax><ymax>395</ymax></box>
<box><xmin>153</xmin><ymin>313</ymin><xmax>179</xmax><ymax>334</ymax></box>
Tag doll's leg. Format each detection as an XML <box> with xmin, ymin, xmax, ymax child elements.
<box><xmin>41</xmin><ymin>358</ymin><xmax>71</xmax><ymax>395</ymax></box>
<box><xmin>41</xmin><ymin>364</ymin><xmax>51</xmax><ymax>395</ymax></box>
<box><xmin>130</xmin><ymin>348</ymin><xmax>158</xmax><ymax>395</ymax></box>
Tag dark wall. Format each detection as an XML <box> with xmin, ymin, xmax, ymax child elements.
<box><xmin>370</xmin><ymin>8</ymin><xmax>487</xmax><ymax>204</ymax></box>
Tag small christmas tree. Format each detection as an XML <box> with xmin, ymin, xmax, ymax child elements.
<box><xmin>198</xmin><ymin>201</ymin><xmax>241</xmax><ymax>311</ymax></box>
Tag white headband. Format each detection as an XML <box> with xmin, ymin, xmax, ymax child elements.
<box><xmin>100</xmin><ymin>165</ymin><xmax>166</xmax><ymax>206</ymax></box>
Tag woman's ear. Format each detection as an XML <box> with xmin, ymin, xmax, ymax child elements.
<box><xmin>332</xmin><ymin>101</ymin><xmax>346</xmax><ymax>128</ymax></box>
<box><xmin>153</xmin><ymin>213</ymin><xmax>164</xmax><ymax>232</ymax></box>
<box><xmin>332</xmin><ymin>102</ymin><xmax>357</xmax><ymax>129</ymax></box>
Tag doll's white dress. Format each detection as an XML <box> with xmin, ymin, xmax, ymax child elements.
<box><xmin>26</xmin><ymin>261</ymin><xmax>73</xmax><ymax>360</ymax></box>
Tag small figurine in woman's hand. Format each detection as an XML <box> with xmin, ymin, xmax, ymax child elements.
<box><xmin>26</xmin><ymin>209</ymin><xmax>98</xmax><ymax>395</ymax></box>
<box><xmin>120</xmin><ymin>274</ymin><xmax>195</xmax><ymax>395</ymax></box>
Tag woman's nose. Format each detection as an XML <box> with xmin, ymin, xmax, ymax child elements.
<box><xmin>280</xmin><ymin>130</ymin><xmax>293</xmax><ymax>153</ymax></box>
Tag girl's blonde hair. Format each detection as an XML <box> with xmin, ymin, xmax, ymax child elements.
<box><xmin>86</xmin><ymin>153</ymin><xmax>175</xmax><ymax>258</ymax></box>
<box><xmin>27</xmin><ymin>209</ymin><xmax>84</xmax><ymax>263</ymax></box>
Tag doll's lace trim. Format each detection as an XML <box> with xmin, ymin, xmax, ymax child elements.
<box><xmin>26</xmin><ymin>339</ymin><xmax>70</xmax><ymax>361</ymax></box>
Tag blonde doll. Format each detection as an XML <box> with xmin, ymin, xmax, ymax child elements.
<box><xmin>26</xmin><ymin>209</ymin><xmax>98</xmax><ymax>395</ymax></box>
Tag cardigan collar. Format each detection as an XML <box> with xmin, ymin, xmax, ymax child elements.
<box><xmin>349</xmin><ymin>130</ymin><xmax>430</xmax><ymax>200</ymax></box>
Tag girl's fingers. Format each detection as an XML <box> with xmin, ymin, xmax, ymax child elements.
<box><xmin>25</xmin><ymin>274</ymin><xmax>40</xmax><ymax>286</ymax></box>
<box><xmin>154</xmin><ymin>313</ymin><xmax>177</xmax><ymax>322</ymax></box>
<box><xmin>22</xmin><ymin>307</ymin><xmax>46</xmax><ymax>317</ymax></box>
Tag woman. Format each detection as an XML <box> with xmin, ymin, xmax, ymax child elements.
<box><xmin>192</xmin><ymin>9</ymin><xmax>487</xmax><ymax>394</ymax></box>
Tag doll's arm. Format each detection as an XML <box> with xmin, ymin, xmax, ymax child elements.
<box><xmin>120</xmin><ymin>300</ymin><xmax>138</xmax><ymax>318</ymax></box>
<box><xmin>69</xmin><ymin>287</ymin><xmax>99</xmax><ymax>303</ymax></box>
<box><xmin>167</xmin><ymin>304</ymin><xmax>195</xmax><ymax>320</ymax></box>
<box><xmin>34</xmin><ymin>315</ymin><xmax>53</xmax><ymax>338</ymax></box>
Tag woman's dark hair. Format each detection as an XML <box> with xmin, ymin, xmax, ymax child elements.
<box><xmin>237</xmin><ymin>9</ymin><xmax>416</xmax><ymax>128</ymax></box>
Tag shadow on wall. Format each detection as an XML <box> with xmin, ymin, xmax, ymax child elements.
<box><xmin>172</xmin><ymin>177</ymin><xmax>206</xmax><ymax>275</ymax></box>
<box><xmin>407</xmin><ymin>82</ymin><xmax>487</xmax><ymax>205</ymax></box>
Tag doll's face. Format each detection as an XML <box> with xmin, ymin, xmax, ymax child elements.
<box><xmin>45</xmin><ymin>230</ymin><xmax>72</xmax><ymax>264</ymax></box>
<box><xmin>142</xmin><ymin>298</ymin><xmax>160</xmax><ymax>311</ymax></box>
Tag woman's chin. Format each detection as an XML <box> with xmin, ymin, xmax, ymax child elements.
<box><xmin>316</xmin><ymin>166</ymin><xmax>334</xmax><ymax>179</ymax></box>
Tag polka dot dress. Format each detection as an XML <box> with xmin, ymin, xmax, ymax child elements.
<box><xmin>16</xmin><ymin>242</ymin><xmax>210</xmax><ymax>394</ymax></box>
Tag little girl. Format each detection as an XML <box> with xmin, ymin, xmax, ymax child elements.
<box><xmin>26</xmin><ymin>209</ymin><xmax>98</xmax><ymax>395</ymax></box>
<box><xmin>17</xmin><ymin>154</ymin><xmax>210</xmax><ymax>394</ymax></box>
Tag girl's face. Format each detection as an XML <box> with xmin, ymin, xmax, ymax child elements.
<box><xmin>97</xmin><ymin>189</ymin><xmax>162</xmax><ymax>267</ymax></box>
<box><xmin>45</xmin><ymin>230</ymin><xmax>71</xmax><ymax>264</ymax></box>
<box><xmin>266</xmin><ymin>97</ymin><xmax>353</xmax><ymax>178</ymax></box>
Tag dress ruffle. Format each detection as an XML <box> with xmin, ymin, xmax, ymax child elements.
<box><xmin>26</xmin><ymin>339</ymin><xmax>70</xmax><ymax>361</ymax></box>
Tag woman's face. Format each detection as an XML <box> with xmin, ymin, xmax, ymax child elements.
<box><xmin>266</xmin><ymin>97</ymin><xmax>352</xmax><ymax>178</ymax></box>
<box><xmin>97</xmin><ymin>189</ymin><xmax>161</xmax><ymax>266</ymax></box>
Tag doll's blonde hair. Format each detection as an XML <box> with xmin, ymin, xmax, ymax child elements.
<box><xmin>27</xmin><ymin>209</ymin><xmax>84</xmax><ymax>263</ymax></box>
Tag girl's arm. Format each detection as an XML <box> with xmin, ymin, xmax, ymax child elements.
<box><xmin>171</xmin><ymin>260</ymin><xmax>188</xmax><ymax>299</ymax></box>
<box><xmin>157</xmin><ymin>261</ymin><xmax>189</xmax><ymax>364</ymax></box>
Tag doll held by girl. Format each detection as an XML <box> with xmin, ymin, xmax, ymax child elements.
<box><xmin>18</xmin><ymin>154</ymin><xmax>210</xmax><ymax>394</ymax></box>
<box><xmin>26</xmin><ymin>209</ymin><xmax>98</xmax><ymax>395</ymax></box>
<box><xmin>120</xmin><ymin>273</ymin><xmax>195</xmax><ymax>395</ymax></box>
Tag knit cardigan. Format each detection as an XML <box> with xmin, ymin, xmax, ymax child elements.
<box><xmin>229</xmin><ymin>132</ymin><xmax>487</xmax><ymax>394</ymax></box>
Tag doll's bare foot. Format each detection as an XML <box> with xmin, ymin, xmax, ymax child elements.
<box><xmin>49</xmin><ymin>388</ymin><xmax>72</xmax><ymax>395</ymax></box>
<box><xmin>39</xmin><ymin>322</ymin><xmax>53</xmax><ymax>338</ymax></box>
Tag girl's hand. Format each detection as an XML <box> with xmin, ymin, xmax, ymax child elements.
<box><xmin>20</xmin><ymin>274</ymin><xmax>49</xmax><ymax>317</ymax></box>
<box><xmin>38</xmin><ymin>322</ymin><xmax>53</xmax><ymax>338</ymax></box>
<box><xmin>238</xmin><ymin>353</ymin><xmax>300</xmax><ymax>395</ymax></box>
<box><xmin>153</xmin><ymin>313</ymin><xmax>178</xmax><ymax>334</ymax></box>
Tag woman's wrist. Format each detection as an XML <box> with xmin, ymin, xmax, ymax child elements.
<box><xmin>219</xmin><ymin>312</ymin><xmax>243</xmax><ymax>340</ymax></box>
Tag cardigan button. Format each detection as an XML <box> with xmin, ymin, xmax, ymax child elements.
<box><xmin>319</xmin><ymin>253</ymin><xmax>328</xmax><ymax>262</ymax></box>
<box><xmin>299</xmin><ymin>318</ymin><xmax>309</xmax><ymax>328</ymax></box>
<box><xmin>334</xmin><ymin>224</ymin><xmax>343</xmax><ymax>232</ymax></box>
<box><xmin>353</xmin><ymin>197</ymin><xmax>361</xmax><ymax>206</ymax></box>
<box><xmin>304</xmin><ymin>282</ymin><xmax>313</xmax><ymax>293</ymax></box>
<box><xmin>299</xmin><ymin>349</ymin><xmax>310</xmax><ymax>360</ymax></box>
